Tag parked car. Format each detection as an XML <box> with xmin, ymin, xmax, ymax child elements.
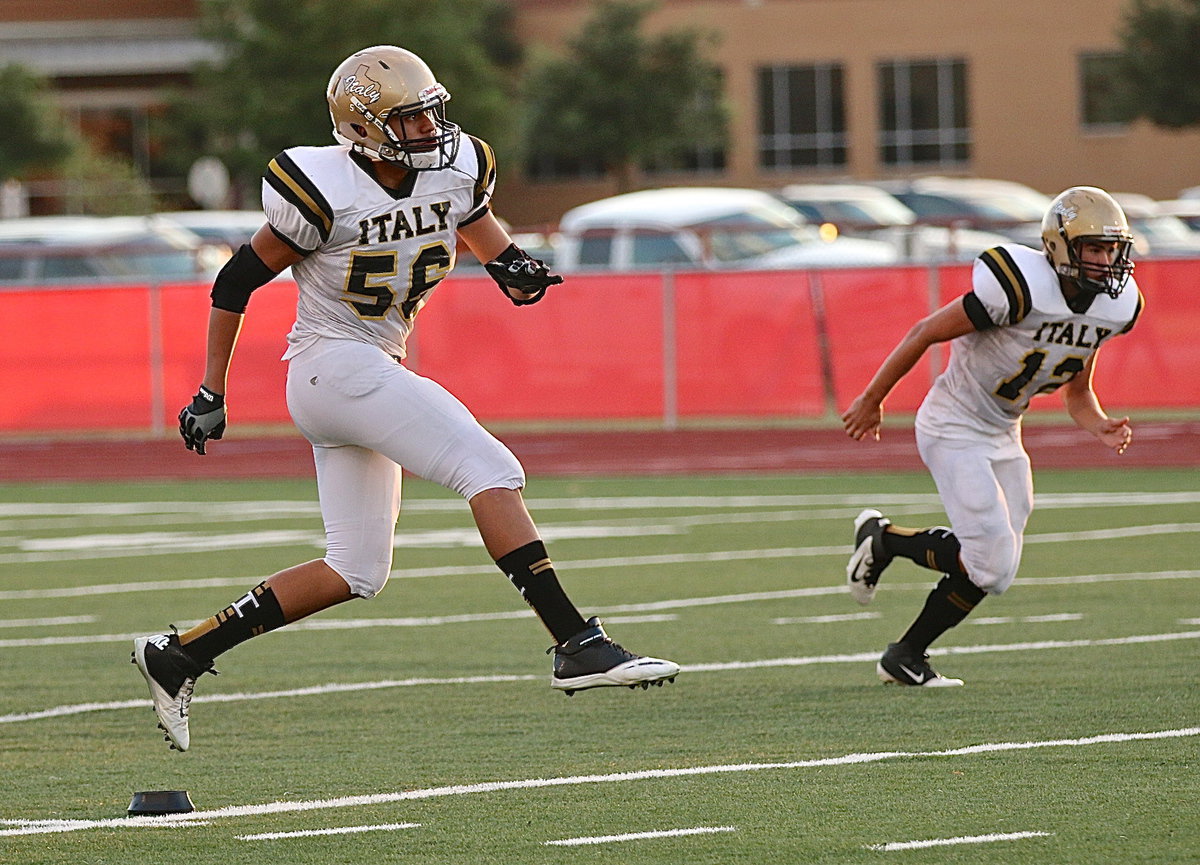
<box><xmin>0</xmin><ymin>216</ymin><xmax>223</xmax><ymax>286</ymax></box>
<box><xmin>874</xmin><ymin>176</ymin><xmax>1051</xmax><ymax>248</ymax></box>
<box><xmin>1156</xmin><ymin>199</ymin><xmax>1200</xmax><ymax>233</ymax></box>
<box><xmin>1111</xmin><ymin>193</ymin><xmax>1200</xmax><ymax>257</ymax></box>
<box><xmin>152</xmin><ymin>210</ymin><xmax>266</xmax><ymax>251</ymax></box>
<box><xmin>452</xmin><ymin>230</ymin><xmax>558</xmax><ymax>273</ymax></box>
<box><xmin>777</xmin><ymin>183</ymin><xmax>1011</xmax><ymax>261</ymax></box>
<box><xmin>554</xmin><ymin>187</ymin><xmax>899</xmax><ymax>272</ymax></box>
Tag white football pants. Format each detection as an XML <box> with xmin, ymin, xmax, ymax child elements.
<box><xmin>285</xmin><ymin>337</ymin><xmax>525</xmax><ymax>598</ymax></box>
<box><xmin>915</xmin><ymin>428</ymin><xmax>1033</xmax><ymax>594</ymax></box>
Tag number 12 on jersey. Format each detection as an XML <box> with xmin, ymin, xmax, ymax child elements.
<box><xmin>995</xmin><ymin>349</ymin><xmax>1086</xmax><ymax>401</ymax></box>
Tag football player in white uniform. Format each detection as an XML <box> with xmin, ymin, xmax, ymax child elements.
<box><xmin>841</xmin><ymin>186</ymin><xmax>1143</xmax><ymax>686</ymax></box>
<box><xmin>133</xmin><ymin>46</ymin><xmax>678</xmax><ymax>752</ymax></box>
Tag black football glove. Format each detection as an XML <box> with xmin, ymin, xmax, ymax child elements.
<box><xmin>484</xmin><ymin>243</ymin><xmax>563</xmax><ymax>306</ymax></box>
<box><xmin>178</xmin><ymin>385</ymin><xmax>226</xmax><ymax>455</ymax></box>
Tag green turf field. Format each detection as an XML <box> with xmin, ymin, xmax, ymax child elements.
<box><xmin>1</xmin><ymin>468</ymin><xmax>1196</xmax><ymax>864</ymax></box>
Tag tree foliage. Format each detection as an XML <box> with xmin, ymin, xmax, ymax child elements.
<box><xmin>156</xmin><ymin>0</ymin><xmax>520</xmax><ymax>202</ymax></box>
<box><xmin>523</xmin><ymin>0</ymin><xmax>726</xmax><ymax>190</ymax></box>
<box><xmin>0</xmin><ymin>64</ymin><xmax>74</xmax><ymax>181</ymax></box>
<box><xmin>1116</xmin><ymin>0</ymin><xmax>1200</xmax><ymax>128</ymax></box>
<box><xmin>59</xmin><ymin>146</ymin><xmax>156</xmax><ymax>216</ymax></box>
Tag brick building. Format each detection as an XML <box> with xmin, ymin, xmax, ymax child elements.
<box><xmin>2</xmin><ymin>0</ymin><xmax>1197</xmax><ymax>226</ymax></box>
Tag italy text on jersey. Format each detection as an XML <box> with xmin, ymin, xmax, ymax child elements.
<box><xmin>260</xmin><ymin>138</ymin><xmax>495</xmax><ymax>359</ymax></box>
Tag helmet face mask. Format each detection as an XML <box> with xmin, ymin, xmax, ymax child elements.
<box><xmin>1041</xmin><ymin>186</ymin><xmax>1135</xmax><ymax>299</ymax></box>
<box><xmin>327</xmin><ymin>46</ymin><xmax>460</xmax><ymax>171</ymax></box>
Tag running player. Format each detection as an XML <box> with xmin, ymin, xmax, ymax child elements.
<box><xmin>841</xmin><ymin>186</ymin><xmax>1143</xmax><ymax>686</ymax></box>
<box><xmin>134</xmin><ymin>46</ymin><xmax>678</xmax><ymax>751</ymax></box>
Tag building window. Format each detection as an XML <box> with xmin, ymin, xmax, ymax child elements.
<box><xmin>1080</xmin><ymin>53</ymin><xmax>1135</xmax><ymax>128</ymax></box>
<box><xmin>757</xmin><ymin>64</ymin><xmax>847</xmax><ymax>170</ymax></box>
<box><xmin>878</xmin><ymin>59</ymin><xmax>970</xmax><ymax>166</ymax></box>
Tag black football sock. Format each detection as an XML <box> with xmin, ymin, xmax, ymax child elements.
<box><xmin>897</xmin><ymin>572</ymin><xmax>987</xmax><ymax>654</ymax></box>
<box><xmin>177</xmin><ymin>582</ymin><xmax>286</xmax><ymax>666</ymax></box>
<box><xmin>496</xmin><ymin>540</ymin><xmax>588</xmax><ymax>643</ymax></box>
<box><xmin>882</xmin><ymin>524</ymin><xmax>964</xmax><ymax>573</ymax></box>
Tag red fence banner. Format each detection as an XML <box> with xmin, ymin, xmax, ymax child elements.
<box><xmin>1</xmin><ymin>259</ymin><xmax>1197</xmax><ymax>434</ymax></box>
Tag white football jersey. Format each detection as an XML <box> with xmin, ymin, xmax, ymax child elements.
<box><xmin>261</xmin><ymin>136</ymin><xmax>497</xmax><ymax>359</ymax></box>
<box><xmin>917</xmin><ymin>243</ymin><xmax>1143</xmax><ymax>439</ymax></box>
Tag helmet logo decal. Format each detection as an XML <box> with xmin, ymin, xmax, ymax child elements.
<box><xmin>343</xmin><ymin>66</ymin><xmax>382</xmax><ymax>105</ymax></box>
<box><xmin>418</xmin><ymin>83</ymin><xmax>448</xmax><ymax>104</ymax></box>
<box><xmin>1052</xmin><ymin>201</ymin><xmax>1078</xmax><ymax>222</ymax></box>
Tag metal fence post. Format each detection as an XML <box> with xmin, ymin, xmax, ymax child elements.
<box><xmin>807</xmin><ymin>271</ymin><xmax>839</xmax><ymax>417</ymax></box>
<box><xmin>661</xmin><ymin>269</ymin><xmax>678</xmax><ymax>430</ymax></box>
<box><xmin>147</xmin><ymin>280</ymin><xmax>165</xmax><ymax>436</ymax></box>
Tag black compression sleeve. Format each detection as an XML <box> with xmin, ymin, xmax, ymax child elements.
<box><xmin>210</xmin><ymin>244</ymin><xmax>277</xmax><ymax>313</ymax></box>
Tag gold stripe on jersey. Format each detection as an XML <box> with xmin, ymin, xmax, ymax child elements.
<box><xmin>979</xmin><ymin>246</ymin><xmax>1033</xmax><ymax>324</ymax></box>
<box><xmin>468</xmin><ymin>135</ymin><xmax>496</xmax><ymax>212</ymax></box>
<box><xmin>265</xmin><ymin>153</ymin><xmax>334</xmax><ymax>241</ymax></box>
<box><xmin>1120</xmin><ymin>289</ymin><xmax>1145</xmax><ymax>334</ymax></box>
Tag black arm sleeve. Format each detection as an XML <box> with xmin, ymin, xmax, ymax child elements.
<box><xmin>962</xmin><ymin>291</ymin><xmax>997</xmax><ymax>331</ymax></box>
<box><xmin>210</xmin><ymin>244</ymin><xmax>278</xmax><ymax>313</ymax></box>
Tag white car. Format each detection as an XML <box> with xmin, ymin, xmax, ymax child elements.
<box><xmin>778</xmin><ymin>182</ymin><xmax>1013</xmax><ymax>261</ymax></box>
<box><xmin>1111</xmin><ymin>193</ymin><xmax>1200</xmax><ymax>257</ymax></box>
<box><xmin>152</xmin><ymin>210</ymin><xmax>266</xmax><ymax>251</ymax></box>
<box><xmin>877</xmin><ymin>176</ymin><xmax>1052</xmax><ymax>248</ymax></box>
<box><xmin>554</xmin><ymin>187</ymin><xmax>899</xmax><ymax>272</ymax></box>
<box><xmin>1156</xmin><ymin>199</ymin><xmax>1200</xmax><ymax>233</ymax></box>
<box><xmin>0</xmin><ymin>215</ymin><xmax>222</xmax><ymax>285</ymax></box>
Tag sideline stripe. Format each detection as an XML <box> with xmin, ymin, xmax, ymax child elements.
<box><xmin>545</xmin><ymin>825</ymin><xmax>736</xmax><ymax>846</ymax></box>
<box><xmin>1</xmin><ymin>729</ymin><xmax>1194</xmax><ymax>836</ymax></box>
<box><xmin>3</xmin><ymin>630</ymin><xmax>1198</xmax><ymax>726</ymax></box>
<box><xmin>237</xmin><ymin>822</ymin><xmax>419</xmax><ymax>841</ymax></box>
<box><xmin>867</xmin><ymin>830</ymin><xmax>1053</xmax><ymax>851</ymax></box>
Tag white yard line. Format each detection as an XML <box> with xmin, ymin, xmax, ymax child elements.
<box><xmin>3</xmin><ymin>520</ymin><xmax>1199</xmax><ymax>564</ymax></box>
<box><xmin>2</xmin><ymin>540</ymin><xmax>1198</xmax><ymax>598</ymax></box>
<box><xmin>4</xmin><ymin>490</ymin><xmax>1200</xmax><ymax>522</ymax></box>
<box><xmin>1</xmin><ymin>729</ymin><xmax>1194</xmax><ymax>836</ymax></box>
<box><xmin>772</xmin><ymin>612</ymin><xmax>881</xmax><ymax>625</ymax></box>
<box><xmin>236</xmin><ymin>822</ymin><xmax>419</xmax><ymax>841</ymax></box>
<box><xmin>0</xmin><ymin>615</ymin><xmax>95</xmax><ymax>629</ymax></box>
<box><xmin>0</xmin><ymin>567</ymin><xmax>1195</xmax><ymax>644</ymax></box>
<box><xmin>3</xmin><ymin>629</ymin><xmax>1198</xmax><ymax>725</ymax></box>
<box><xmin>545</xmin><ymin>825</ymin><xmax>736</xmax><ymax>846</ymax></box>
<box><xmin>970</xmin><ymin>613</ymin><xmax>1083</xmax><ymax>625</ymax></box>
<box><xmin>867</xmin><ymin>830</ymin><xmax>1054</xmax><ymax>851</ymax></box>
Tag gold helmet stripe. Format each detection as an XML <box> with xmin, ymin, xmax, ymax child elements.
<box><xmin>265</xmin><ymin>153</ymin><xmax>334</xmax><ymax>241</ymax></box>
<box><xmin>979</xmin><ymin>246</ymin><xmax>1032</xmax><ymax>324</ymax></box>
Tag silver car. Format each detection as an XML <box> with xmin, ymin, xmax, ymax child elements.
<box><xmin>554</xmin><ymin>187</ymin><xmax>899</xmax><ymax>272</ymax></box>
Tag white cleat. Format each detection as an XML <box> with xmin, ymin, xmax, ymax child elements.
<box><xmin>131</xmin><ymin>632</ymin><xmax>211</xmax><ymax>751</ymax></box>
<box><xmin>847</xmin><ymin>508</ymin><xmax>893</xmax><ymax>605</ymax></box>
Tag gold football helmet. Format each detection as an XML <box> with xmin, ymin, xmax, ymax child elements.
<box><xmin>326</xmin><ymin>45</ymin><xmax>459</xmax><ymax>170</ymax></box>
<box><xmin>1041</xmin><ymin>186</ymin><xmax>1134</xmax><ymax>298</ymax></box>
